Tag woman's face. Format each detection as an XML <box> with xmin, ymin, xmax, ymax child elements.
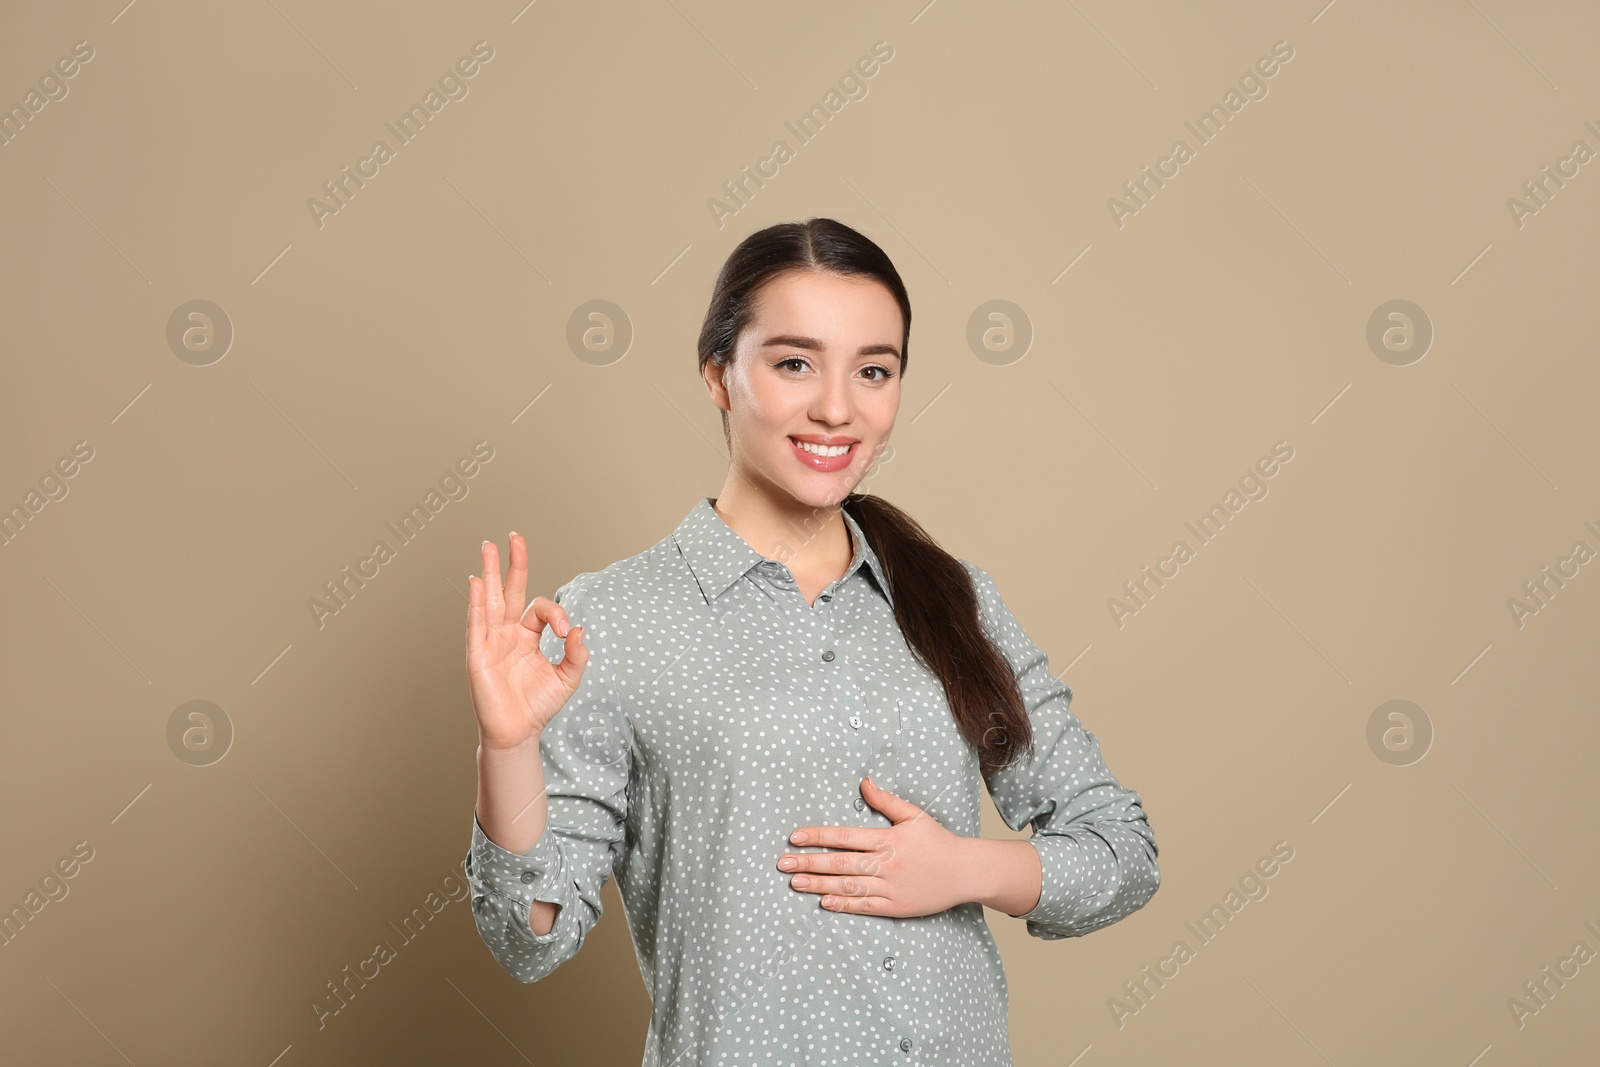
<box><xmin>711</xmin><ymin>269</ymin><xmax>903</xmax><ymax>511</ymax></box>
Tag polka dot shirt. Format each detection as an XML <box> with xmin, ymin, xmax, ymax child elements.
<box><xmin>466</xmin><ymin>496</ymin><xmax>1160</xmax><ymax>1065</ymax></box>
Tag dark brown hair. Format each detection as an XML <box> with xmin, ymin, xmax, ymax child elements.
<box><xmin>696</xmin><ymin>217</ymin><xmax>1034</xmax><ymax>777</ymax></box>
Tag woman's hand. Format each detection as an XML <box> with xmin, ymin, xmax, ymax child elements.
<box><xmin>777</xmin><ymin>776</ymin><xmax>978</xmax><ymax>917</ymax></box>
<box><xmin>465</xmin><ymin>532</ymin><xmax>589</xmax><ymax>751</ymax></box>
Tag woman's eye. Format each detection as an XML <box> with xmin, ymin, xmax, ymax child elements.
<box><xmin>862</xmin><ymin>365</ymin><xmax>893</xmax><ymax>381</ymax></box>
<box><xmin>777</xmin><ymin>357</ymin><xmax>808</xmax><ymax>372</ymax></box>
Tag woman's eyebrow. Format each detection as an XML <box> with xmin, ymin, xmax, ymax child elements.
<box><xmin>760</xmin><ymin>334</ymin><xmax>901</xmax><ymax>359</ymax></box>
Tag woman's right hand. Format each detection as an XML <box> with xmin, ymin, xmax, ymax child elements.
<box><xmin>466</xmin><ymin>532</ymin><xmax>589</xmax><ymax>751</ymax></box>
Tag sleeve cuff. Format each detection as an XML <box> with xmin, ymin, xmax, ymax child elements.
<box><xmin>467</xmin><ymin>813</ymin><xmax>570</xmax><ymax>943</ymax></box>
<box><xmin>1015</xmin><ymin>830</ymin><xmax>1118</xmax><ymax>940</ymax></box>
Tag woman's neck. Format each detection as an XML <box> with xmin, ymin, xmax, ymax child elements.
<box><xmin>709</xmin><ymin>488</ymin><xmax>854</xmax><ymax>577</ymax></box>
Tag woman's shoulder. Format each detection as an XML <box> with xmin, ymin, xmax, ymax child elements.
<box><xmin>552</xmin><ymin>533</ymin><xmax>684</xmax><ymax>621</ymax></box>
<box><xmin>955</xmin><ymin>556</ymin><xmax>1000</xmax><ymax>600</ymax></box>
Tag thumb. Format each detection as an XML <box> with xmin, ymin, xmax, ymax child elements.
<box><xmin>861</xmin><ymin>775</ymin><xmax>920</xmax><ymax>822</ymax></box>
<box><xmin>553</xmin><ymin>625</ymin><xmax>589</xmax><ymax>689</ymax></box>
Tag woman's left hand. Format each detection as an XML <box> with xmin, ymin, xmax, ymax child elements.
<box><xmin>777</xmin><ymin>775</ymin><xmax>975</xmax><ymax>917</ymax></box>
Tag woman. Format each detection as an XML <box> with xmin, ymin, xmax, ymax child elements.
<box><xmin>463</xmin><ymin>217</ymin><xmax>1160</xmax><ymax>1065</ymax></box>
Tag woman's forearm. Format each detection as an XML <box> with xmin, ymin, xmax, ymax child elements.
<box><xmin>965</xmin><ymin>836</ymin><xmax>1044</xmax><ymax>918</ymax></box>
<box><xmin>476</xmin><ymin>735</ymin><xmax>560</xmax><ymax>936</ymax></box>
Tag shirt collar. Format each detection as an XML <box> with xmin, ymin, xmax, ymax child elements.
<box><xmin>672</xmin><ymin>495</ymin><xmax>894</xmax><ymax>610</ymax></box>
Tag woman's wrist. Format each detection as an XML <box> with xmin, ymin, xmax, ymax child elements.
<box><xmin>962</xmin><ymin>836</ymin><xmax>1044</xmax><ymax>917</ymax></box>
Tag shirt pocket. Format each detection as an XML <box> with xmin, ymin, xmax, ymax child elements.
<box><xmin>875</xmin><ymin>676</ymin><xmax>984</xmax><ymax>838</ymax></box>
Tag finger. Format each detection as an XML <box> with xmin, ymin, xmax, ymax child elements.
<box><xmin>503</xmin><ymin>531</ymin><xmax>528</xmax><ymax>624</ymax></box>
<box><xmin>790</xmin><ymin>825</ymin><xmax>864</xmax><ymax>850</ymax></box>
<box><xmin>807</xmin><ymin>879</ymin><xmax>884</xmax><ymax>913</ymax></box>
<box><xmin>465</xmin><ymin>573</ymin><xmax>484</xmax><ymax>660</ymax></box>
<box><xmin>789</xmin><ymin>871</ymin><xmax>869</xmax><ymax>897</ymax></box>
<box><xmin>778</xmin><ymin>846</ymin><xmax>878</xmax><ymax>875</ymax></box>
<box><xmin>480</xmin><ymin>539</ymin><xmax>506</xmax><ymax>624</ymax></box>
<box><xmin>519</xmin><ymin>594</ymin><xmax>571</xmax><ymax>639</ymax></box>
<box><xmin>820</xmin><ymin>893</ymin><xmax>883</xmax><ymax>913</ymax></box>
<box><xmin>519</xmin><ymin>596</ymin><xmax>587</xmax><ymax>687</ymax></box>
<box><xmin>550</xmin><ymin>619</ymin><xmax>589</xmax><ymax>691</ymax></box>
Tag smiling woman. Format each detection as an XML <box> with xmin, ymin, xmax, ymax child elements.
<box><xmin>463</xmin><ymin>217</ymin><xmax>1161</xmax><ymax>1066</ymax></box>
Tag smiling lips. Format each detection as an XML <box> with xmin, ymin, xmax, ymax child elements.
<box><xmin>788</xmin><ymin>435</ymin><xmax>857</xmax><ymax>472</ymax></box>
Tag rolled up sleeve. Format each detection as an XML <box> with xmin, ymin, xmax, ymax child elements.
<box><xmin>464</xmin><ymin>575</ymin><xmax>633</xmax><ymax>981</ymax></box>
<box><xmin>964</xmin><ymin>560</ymin><xmax>1161</xmax><ymax>940</ymax></box>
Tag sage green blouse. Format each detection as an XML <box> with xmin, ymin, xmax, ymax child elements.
<box><xmin>466</xmin><ymin>496</ymin><xmax>1159</xmax><ymax>1065</ymax></box>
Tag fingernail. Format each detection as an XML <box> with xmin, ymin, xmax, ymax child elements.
<box><xmin>790</xmin><ymin>830</ymin><xmax>808</xmax><ymax>844</ymax></box>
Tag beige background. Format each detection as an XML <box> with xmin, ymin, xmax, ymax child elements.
<box><xmin>2</xmin><ymin>0</ymin><xmax>1597</xmax><ymax>1063</ymax></box>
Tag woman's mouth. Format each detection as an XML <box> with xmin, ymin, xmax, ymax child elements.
<box><xmin>788</xmin><ymin>436</ymin><xmax>856</xmax><ymax>472</ymax></box>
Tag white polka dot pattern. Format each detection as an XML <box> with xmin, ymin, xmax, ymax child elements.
<box><xmin>465</xmin><ymin>496</ymin><xmax>1160</xmax><ymax>1065</ymax></box>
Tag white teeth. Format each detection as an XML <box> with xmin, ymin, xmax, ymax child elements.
<box><xmin>792</xmin><ymin>439</ymin><xmax>852</xmax><ymax>457</ymax></box>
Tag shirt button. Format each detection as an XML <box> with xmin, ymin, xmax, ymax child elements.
<box><xmin>848</xmin><ymin>714</ymin><xmax>862</xmax><ymax>729</ymax></box>
<box><xmin>822</xmin><ymin>650</ymin><xmax>835</xmax><ymax>662</ymax></box>
<box><xmin>853</xmin><ymin>797</ymin><xmax>865</xmax><ymax>811</ymax></box>
<box><xmin>520</xmin><ymin>870</ymin><xmax>535</xmax><ymax>883</ymax></box>
<box><xmin>882</xmin><ymin>955</ymin><xmax>896</xmax><ymax>971</ymax></box>
<box><xmin>899</xmin><ymin>1037</ymin><xmax>913</xmax><ymax>1052</ymax></box>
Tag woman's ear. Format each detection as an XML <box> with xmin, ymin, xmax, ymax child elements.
<box><xmin>702</xmin><ymin>358</ymin><xmax>731</xmax><ymax>412</ymax></box>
